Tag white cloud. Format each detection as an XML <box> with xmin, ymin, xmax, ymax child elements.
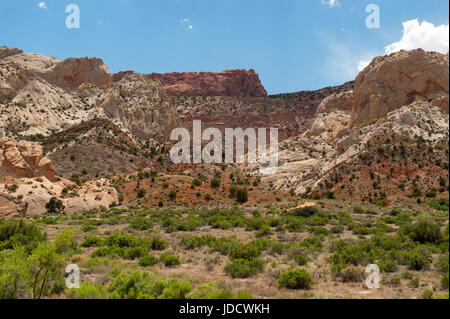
<box><xmin>357</xmin><ymin>59</ymin><xmax>371</xmax><ymax>72</ymax></box>
<box><xmin>38</xmin><ymin>2</ymin><xmax>47</xmax><ymax>9</ymax></box>
<box><xmin>356</xmin><ymin>19</ymin><xmax>449</xmax><ymax>74</ymax></box>
<box><xmin>179</xmin><ymin>18</ymin><xmax>194</xmax><ymax>30</ymax></box>
<box><xmin>384</xmin><ymin>19</ymin><xmax>449</xmax><ymax>54</ymax></box>
<box><xmin>321</xmin><ymin>0</ymin><xmax>340</xmax><ymax>8</ymax></box>
<box><xmin>325</xmin><ymin>42</ymin><xmax>376</xmax><ymax>82</ymax></box>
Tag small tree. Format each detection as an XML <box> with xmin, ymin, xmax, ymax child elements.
<box><xmin>45</xmin><ymin>197</ymin><xmax>63</xmax><ymax>214</ymax></box>
<box><xmin>236</xmin><ymin>188</ymin><xmax>248</xmax><ymax>204</ymax></box>
<box><xmin>210</xmin><ymin>178</ymin><xmax>221</xmax><ymax>189</ymax></box>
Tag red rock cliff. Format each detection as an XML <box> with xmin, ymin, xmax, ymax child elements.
<box><xmin>114</xmin><ymin>69</ymin><xmax>268</xmax><ymax>97</ymax></box>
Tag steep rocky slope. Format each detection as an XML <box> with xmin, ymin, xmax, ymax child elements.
<box><xmin>42</xmin><ymin>118</ymin><xmax>160</xmax><ymax>179</ymax></box>
<box><xmin>248</xmin><ymin>50</ymin><xmax>449</xmax><ymax>202</ymax></box>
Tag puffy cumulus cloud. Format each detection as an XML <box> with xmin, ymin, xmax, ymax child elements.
<box><xmin>385</xmin><ymin>19</ymin><xmax>449</xmax><ymax>54</ymax></box>
<box><xmin>357</xmin><ymin>19</ymin><xmax>449</xmax><ymax>73</ymax></box>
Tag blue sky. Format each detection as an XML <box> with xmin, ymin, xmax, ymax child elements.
<box><xmin>0</xmin><ymin>0</ymin><xmax>448</xmax><ymax>94</ymax></box>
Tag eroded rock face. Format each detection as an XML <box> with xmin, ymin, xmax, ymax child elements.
<box><xmin>41</xmin><ymin>57</ymin><xmax>113</xmax><ymax>91</ymax></box>
<box><xmin>350</xmin><ymin>49</ymin><xmax>449</xmax><ymax>128</ymax></box>
<box><xmin>145</xmin><ymin>69</ymin><xmax>268</xmax><ymax>97</ymax></box>
<box><xmin>99</xmin><ymin>73</ymin><xmax>181</xmax><ymax>143</ymax></box>
<box><xmin>0</xmin><ymin>137</ymin><xmax>59</xmax><ymax>181</ymax></box>
<box><xmin>0</xmin><ymin>46</ymin><xmax>24</xmax><ymax>60</ymax></box>
<box><xmin>0</xmin><ymin>193</ymin><xmax>28</xmax><ymax>218</ymax></box>
<box><xmin>317</xmin><ymin>90</ymin><xmax>354</xmax><ymax>114</ymax></box>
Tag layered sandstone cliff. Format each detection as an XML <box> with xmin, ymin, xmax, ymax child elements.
<box><xmin>0</xmin><ymin>137</ymin><xmax>59</xmax><ymax>181</ymax></box>
<box><xmin>140</xmin><ymin>69</ymin><xmax>268</xmax><ymax>97</ymax></box>
<box><xmin>350</xmin><ymin>49</ymin><xmax>449</xmax><ymax>128</ymax></box>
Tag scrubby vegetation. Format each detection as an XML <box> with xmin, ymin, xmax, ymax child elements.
<box><xmin>0</xmin><ymin>196</ymin><xmax>448</xmax><ymax>299</ymax></box>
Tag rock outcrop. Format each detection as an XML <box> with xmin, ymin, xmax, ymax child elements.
<box><xmin>317</xmin><ymin>90</ymin><xmax>354</xmax><ymax>114</ymax></box>
<box><xmin>350</xmin><ymin>49</ymin><xmax>449</xmax><ymax>128</ymax></box>
<box><xmin>99</xmin><ymin>73</ymin><xmax>181</xmax><ymax>143</ymax></box>
<box><xmin>0</xmin><ymin>193</ymin><xmax>28</xmax><ymax>218</ymax></box>
<box><xmin>0</xmin><ymin>137</ymin><xmax>59</xmax><ymax>181</ymax></box>
<box><xmin>0</xmin><ymin>46</ymin><xmax>23</xmax><ymax>60</ymax></box>
<box><xmin>40</xmin><ymin>57</ymin><xmax>113</xmax><ymax>91</ymax></box>
<box><xmin>145</xmin><ymin>69</ymin><xmax>268</xmax><ymax>97</ymax></box>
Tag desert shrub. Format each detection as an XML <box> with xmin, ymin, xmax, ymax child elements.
<box><xmin>138</xmin><ymin>255</ymin><xmax>159</xmax><ymax>267</ymax></box>
<box><xmin>52</xmin><ymin>230</ymin><xmax>78</xmax><ymax>256</ymax></box>
<box><xmin>435</xmin><ymin>255</ymin><xmax>449</xmax><ymax>273</ymax></box>
<box><xmin>137</xmin><ymin>188</ymin><xmax>146</xmax><ymax>198</ymax></box>
<box><xmin>236</xmin><ymin>188</ymin><xmax>248</xmax><ymax>204</ymax></box>
<box><xmin>331</xmin><ymin>225</ymin><xmax>345</xmax><ymax>234</ymax></box>
<box><xmin>122</xmin><ymin>246</ymin><xmax>148</xmax><ymax>260</ymax></box>
<box><xmin>422</xmin><ymin>289</ymin><xmax>434</xmax><ymax>299</ymax></box>
<box><xmin>81</xmin><ymin>225</ymin><xmax>97</xmax><ymax>232</ymax></box>
<box><xmin>159</xmin><ymin>279</ymin><xmax>191</xmax><ymax>299</ymax></box>
<box><xmin>81</xmin><ymin>236</ymin><xmax>103</xmax><ymax>248</ymax></box>
<box><xmin>192</xmin><ymin>178</ymin><xmax>202</xmax><ymax>187</ymax></box>
<box><xmin>159</xmin><ymin>253</ymin><xmax>182</xmax><ymax>266</ymax></box>
<box><xmin>292</xmin><ymin>206</ymin><xmax>318</xmax><ymax>217</ymax></box>
<box><xmin>401</xmin><ymin>220</ymin><xmax>442</xmax><ymax>244</ymax></box>
<box><xmin>224</xmin><ymin>258</ymin><xmax>264</xmax><ymax>278</ymax></box>
<box><xmin>278</xmin><ymin>269</ymin><xmax>314</xmax><ymax>290</ymax></box>
<box><xmin>169</xmin><ymin>190</ymin><xmax>177</xmax><ymax>200</ymax></box>
<box><xmin>407</xmin><ymin>252</ymin><xmax>430</xmax><ymax>271</ymax></box>
<box><xmin>441</xmin><ymin>273</ymin><xmax>449</xmax><ymax>290</ymax></box>
<box><xmin>255</xmin><ymin>225</ymin><xmax>274</xmax><ymax>238</ymax></box>
<box><xmin>66</xmin><ymin>282</ymin><xmax>107</xmax><ymax>299</ymax></box>
<box><xmin>339</xmin><ymin>266</ymin><xmax>364</xmax><ymax>282</ymax></box>
<box><xmin>105</xmin><ymin>233</ymin><xmax>137</xmax><ymax>248</ymax></box>
<box><xmin>428</xmin><ymin>198</ymin><xmax>449</xmax><ymax>211</ymax></box>
<box><xmin>107</xmin><ymin>270</ymin><xmax>153</xmax><ymax>299</ymax></box>
<box><xmin>379</xmin><ymin>259</ymin><xmax>398</xmax><ymax>273</ymax></box>
<box><xmin>129</xmin><ymin>217</ymin><xmax>153</xmax><ymax>230</ymax></box>
<box><xmin>293</xmin><ymin>253</ymin><xmax>309</xmax><ymax>266</ymax></box>
<box><xmin>408</xmin><ymin>277</ymin><xmax>420</xmax><ymax>288</ymax></box>
<box><xmin>210</xmin><ymin>178</ymin><xmax>221</xmax><ymax>188</ymax></box>
<box><xmin>179</xmin><ymin>235</ymin><xmax>216</xmax><ymax>250</ymax></box>
<box><xmin>353</xmin><ymin>206</ymin><xmax>365</xmax><ymax>214</ymax></box>
<box><xmin>0</xmin><ymin>220</ymin><xmax>46</xmax><ymax>253</ymax></box>
<box><xmin>150</xmin><ymin>237</ymin><xmax>168</xmax><ymax>251</ymax></box>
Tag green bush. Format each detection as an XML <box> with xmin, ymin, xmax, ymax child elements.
<box><xmin>159</xmin><ymin>279</ymin><xmax>191</xmax><ymax>299</ymax></box>
<box><xmin>408</xmin><ymin>252</ymin><xmax>430</xmax><ymax>271</ymax></box>
<box><xmin>169</xmin><ymin>190</ymin><xmax>177</xmax><ymax>200</ymax></box>
<box><xmin>179</xmin><ymin>235</ymin><xmax>216</xmax><ymax>250</ymax></box>
<box><xmin>107</xmin><ymin>270</ymin><xmax>153</xmax><ymax>299</ymax></box>
<box><xmin>422</xmin><ymin>289</ymin><xmax>434</xmax><ymax>299</ymax></box>
<box><xmin>139</xmin><ymin>255</ymin><xmax>159</xmax><ymax>267</ymax></box>
<box><xmin>401</xmin><ymin>220</ymin><xmax>442</xmax><ymax>244</ymax></box>
<box><xmin>293</xmin><ymin>254</ymin><xmax>309</xmax><ymax>266</ymax></box>
<box><xmin>236</xmin><ymin>188</ymin><xmax>248</xmax><ymax>204</ymax></box>
<box><xmin>210</xmin><ymin>178</ymin><xmax>221</xmax><ymax>188</ymax></box>
<box><xmin>159</xmin><ymin>253</ymin><xmax>182</xmax><ymax>266</ymax></box>
<box><xmin>278</xmin><ymin>269</ymin><xmax>314</xmax><ymax>290</ymax></box>
<box><xmin>0</xmin><ymin>219</ymin><xmax>46</xmax><ymax>253</ymax></box>
<box><xmin>129</xmin><ymin>217</ymin><xmax>153</xmax><ymax>230</ymax></box>
<box><xmin>66</xmin><ymin>282</ymin><xmax>107</xmax><ymax>299</ymax></box>
<box><xmin>441</xmin><ymin>273</ymin><xmax>449</xmax><ymax>290</ymax></box>
<box><xmin>224</xmin><ymin>258</ymin><xmax>264</xmax><ymax>278</ymax></box>
<box><xmin>150</xmin><ymin>237</ymin><xmax>168</xmax><ymax>250</ymax></box>
<box><xmin>353</xmin><ymin>206</ymin><xmax>365</xmax><ymax>214</ymax></box>
<box><xmin>293</xmin><ymin>206</ymin><xmax>318</xmax><ymax>217</ymax></box>
<box><xmin>81</xmin><ymin>236</ymin><xmax>103</xmax><ymax>248</ymax></box>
